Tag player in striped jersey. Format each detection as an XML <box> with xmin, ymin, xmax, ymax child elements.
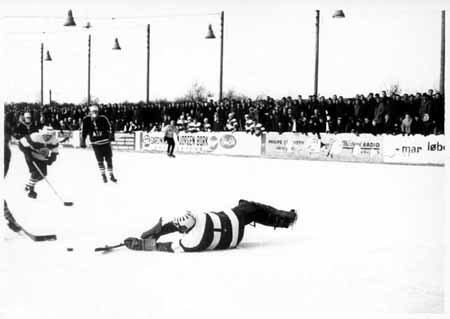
<box><xmin>18</xmin><ymin>126</ymin><xmax>59</xmax><ymax>199</ymax></box>
<box><xmin>225</xmin><ymin>113</ymin><xmax>239</xmax><ymax>132</ymax></box>
<box><xmin>80</xmin><ymin>105</ymin><xmax>117</xmax><ymax>183</ymax></box>
<box><xmin>244</xmin><ymin>114</ymin><xmax>255</xmax><ymax>133</ymax></box>
<box><xmin>123</xmin><ymin>200</ymin><xmax>297</xmax><ymax>252</ymax></box>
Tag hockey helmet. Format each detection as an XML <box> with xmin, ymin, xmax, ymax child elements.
<box><xmin>89</xmin><ymin>105</ymin><xmax>99</xmax><ymax>117</ymax></box>
<box><xmin>40</xmin><ymin>126</ymin><xmax>55</xmax><ymax>142</ymax></box>
<box><xmin>173</xmin><ymin>212</ymin><xmax>196</xmax><ymax>233</ymax></box>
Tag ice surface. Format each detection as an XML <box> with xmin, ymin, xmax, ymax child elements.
<box><xmin>1</xmin><ymin>146</ymin><xmax>444</xmax><ymax>319</ymax></box>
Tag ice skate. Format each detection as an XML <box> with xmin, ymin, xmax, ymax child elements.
<box><xmin>25</xmin><ymin>185</ymin><xmax>37</xmax><ymax>199</ymax></box>
<box><xmin>109</xmin><ymin>174</ymin><xmax>118</xmax><ymax>183</ymax></box>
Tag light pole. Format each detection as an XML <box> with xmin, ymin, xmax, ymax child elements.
<box><xmin>440</xmin><ymin>10</ymin><xmax>445</xmax><ymax>96</ymax></box>
<box><xmin>64</xmin><ymin>10</ymin><xmax>122</xmax><ymax>106</ymax></box>
<box><xmin>40</xmin><ymin>42</ymin><xmax>52</xmax><ymax>106</ymax></box>
<box><xmin>88</xmin><ymin>34</ymin><xmax>91</xmax><ymax>106</ymax></box>
<box><xmin>147</xmin><ymin>24</ymin><xmax>150</xmax><ymax>106</ymax></box>
<box><xmin>205</xmin><ymin>11</ymin><xmax>224</xmax><ymax>102</ymax></box>
<box><xmin>313</xmin><ymin>10</ymin><xmax>345</xmax><ymax>97</ymax></box>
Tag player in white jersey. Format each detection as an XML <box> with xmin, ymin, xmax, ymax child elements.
<box><xmin>123</xmin><ymin>200</ymin><xmax>297</xmax><ymax>252</ymax></box>
<box><xmin>163</xmin><ymin>120</ymin><xmax>179</xmax><ymax>157</ymax></box>
<box><xmin>18</xmin><ymin>126</ymin><xmax>59</xmax><ymax>198</ymax></box>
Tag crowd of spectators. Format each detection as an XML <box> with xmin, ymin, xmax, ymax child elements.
<box><xmin>4</xmin><ymin>89</ymin><xmax>445</xmax><ymax>137</ymax></box>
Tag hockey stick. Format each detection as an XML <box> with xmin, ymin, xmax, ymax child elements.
<box><xmin>5</xmin><ymin>202</ymin><xmax>57</xmax><ymax>241</ymax></box>
<box><xmin>94</xmin><ymin>243</ymin><xmax>125</xmax><ymax>252</ymax></box>
<box><xmin>58</xmin><ymin>136</ymin><xmax>70</xmax><ymax>143</ymax></box>
<box><xmin>21</xmin><ymin>227</ymin><xmax>57</xmax><ymax>241</ymax></box>
<box><xmin>32</xmin><ymin>161</ymin><xmax>73</xmax><ymax>206</ymax></box>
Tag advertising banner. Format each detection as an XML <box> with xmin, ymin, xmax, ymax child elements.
<box><xmin>58</xmin><ymin>130</ymin><xmax>80</xmax><ymax>148</ymax></box>
<box><xmin>383</xmin><ymin>134</ymin><xmax>445</xmax><ymax>165</ymax></box>
<box><xmin>111</xmin><ymin>132</ymin><xmax>136</xmax><ymax>150</ymax></box>
<box><xmin>263</xmin><ymin>132</ymin><xmax>383</xmax><ymax>162</ymax></box>
<box><xmin>140</xmin><ymin>131</ymin><xmax>260</xmax><ymax>156</ymax></box>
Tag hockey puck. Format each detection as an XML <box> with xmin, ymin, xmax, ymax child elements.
<box><xmin>67</xmin><ymin>248</ymin><xmax>74</xmax><ymax>252</ymax></box>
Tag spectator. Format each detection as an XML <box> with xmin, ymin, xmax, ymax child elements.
<box><xmin>373</xmin><ymin>96</ymin><xmax>385</xmax><ymax>124</ymax></box>
<box><xmin>418</xmin><ymin>94</ymin><xmax>433</xmax><ymax>120</ymax></box>
<box><xmin>369</xmin><ymin>120</ymin><xmax>381</xmax><ymax>135</ymax></box>
<box><xmin>432</xmin><ymin>93</ymin><xmax>444</xmax><ymax>134</ymax></box>
<box><xmin>410</xmin><ymin>115</ymin><xmax>423</xmax><ymax>135</ymax></box>
<box><xmin>202</xmin><ymin>118</ymin><xmax>212</xmax><ymax>132</ymax></box>
<box><xmin>421</xmin><ymin>113</ymin><xmax>436</xmax><ymax>136</ymax></box>
<box><xmin>212</xmin><ymin>112</ymin><xmax>223</xmax><ymax>131</ymax></box>
<box><xmin>381</xmin><ymin>114</ymin><xmax>395</xmax><ymax>134</ymax></box>
<box><xmin>3</xmin><ymin>89</ymin><xmax>444</xmax><ymax>137</ymax></box>
<box><xmin>401</xmin><ymin>113</ymin><xmax>413</xmax><ymax>135</ymax></box>
<box><xmin>334</xmin><ymin>117</ymin><xmax>346</xmax><ymax>134</ymax></box>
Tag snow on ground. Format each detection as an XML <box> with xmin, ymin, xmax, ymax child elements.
<box><xmin>1</xmin><ymin>146</ymin><xmax>445</xmax><ymax>319</ymax></box>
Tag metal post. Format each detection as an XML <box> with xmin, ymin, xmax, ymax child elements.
<box><xmin>440</xmin><ymin>10</ymin><xmax>445</xmax><ymax>96</ymax></box>
<box><xmin>41</xmin><ymin>43</ymin><xmax>44</xmax><ymax>106</ymax></box>
<box><xmin>314</xmin><ymin>10</ymin><xmax>320</xmax><ymax>97</ymax></box>
<box><xmin>219</xmin><ymin>11</ymin><xmax>224</xmax><ymax>102</ymax></box>
<box><xmin>146</xmin><ymin>24</ymin><xmax>150</xmax><ymax>106</ymax></box>
<box><xmin>49</xmin><ymin>89</ymin><xmax>52</xmax><ymax>106</ymax></box>
<box><xmin>88</xmin><ymin>34</ymin><xmax>91</xmax><ymax>106</ymax></box>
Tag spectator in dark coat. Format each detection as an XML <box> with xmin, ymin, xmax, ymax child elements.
<box><xmin>335</xmin><ymin>96</ymin><xmax>347</xmax><ymax>120</ymax></box>
<box><xmin>410</xmin><ymin>115</ymin><xmax>423</xmax><ymax>135</ymax></box>
<box><xmin>421</xmin><ymin>113</ymin><xmax>436</xmax><ymax>136</ymax></box>
<box><xmin>369</xmin><ymin>120</ymin><xmax>381</xmax><ymax>135</ymax></box>
<box><xmin>431</xmin><ymin>93</ymin><xmax>444</xmax><ymax>134</ymax></box>
<box><xmin>381</xmin><ymin>114</ymin><xmax>395</xmax><ymax>134</ymax></box>
<box><xmin>333</xmin><ymin>117</ymin><xmax>346</xmax><ymax>134</ymax></box>
<box><xmin>212</xmin><ymin>113</ymin><xmax>223</xmax><ymax>132</ymax></box>
<box><xmin>365</xmin><ymin>93</ymin><xmax>376</xmax><ymax>120</ymax></box>
<box><xmin>373</xmin><ymin>97</ymin><xmax>385</xmax><ymax>124</ymax></box>
<box><xmin>418</xmin><ymin>94</ymin><xmax>433</xmax><ymax>120</ymax></box>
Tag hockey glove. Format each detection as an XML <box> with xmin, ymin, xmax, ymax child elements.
<box><xmin>80</xmin><ymin>139</ymin><xmax>87</xmax><ymax>148</ymax></box>
<box><xmin>47</xmin><ymin>153</ymin><xmax>58</xmax><ymax>166</ymax></box>
<box><xmin>124</xmin><ymin>237</ymin><xmax>157</xmax><ymax>251</ymax></box>
<box><xmin>141</xmin><ymin>218</ymin><xmax>163</xmax><ymax>239</ymax></box>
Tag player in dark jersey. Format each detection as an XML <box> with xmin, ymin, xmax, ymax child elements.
<box><xmin>19</xmin><ymin>126</ymin><xmax>59</xmax><ymax>199</ymax></box>
<box><xmin>13</xmin><ymin>112</ymin><xmax>39</xmax><ymax>140</ymax></box>
<box><xmin>80</xmin><ymin>105</ymin><xmax>117</xmax><ymax>183</ymax></box>
<box><xmin>4</xmin><ymin>119</ymin><xmax>23</xmax><ymax>232</ymax></box>
<box><xmin>123</xmin><ymin>200</ymin><xmax>298</xmax><ymax>252</ymax></box>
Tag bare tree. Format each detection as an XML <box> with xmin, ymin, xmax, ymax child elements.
<box><xmin>223</xmin><ymin>89</ymin><xmax>249</xmax><ymax>101</ymax></box>
<box><xmin>386</xmin><ymin>82</ymin><xmax>402</xmax><ymax>95</ymax></box>
<box><xmin>183</xmin><ymin>82</ymin><xmax>213</xmax><ymax>102</ymax></box>
<box><xmin>82</xmin><ymin>96</ymin><xmax>100</xmax><ymax>105</ymax></box>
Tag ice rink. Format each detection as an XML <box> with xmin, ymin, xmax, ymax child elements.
<box><xmin>1</xmin><ymin>146</ymin><xmax>445</xmax><ymax>319</ymax></box>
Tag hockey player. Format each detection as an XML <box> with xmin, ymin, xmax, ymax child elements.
<box><xmin>163</xmin><ymin>120</ymin><xmax>178</xmax><ymax>158</ymax></box>
<box><xmin>4</xmin><ymin>119</ymin><xmax>21</xmax><ymax>232</ymax></box>
<box><xmin>13</xmin><ymin>111</ymin><xmax>39</xmax><ymax>140</ymax></box>
<box><xmin>19</xmin><ymin>126</ymin><xmax>59</xmax><ymax>199</ymax></box>
<box><xmin>80</xmin><ymin>105</ymin><xmax>117</xmax><ymax>183</ymax></box>
<box><xmin>123</xmin><ymin>200</ymin><xmax>297</xmax><ymax>252</ymax></box>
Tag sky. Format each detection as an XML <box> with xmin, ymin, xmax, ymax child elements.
<box><xmin>0</xmin><ymin>0</ymin><xmax>448</xmax><ymax>103</ymax></box>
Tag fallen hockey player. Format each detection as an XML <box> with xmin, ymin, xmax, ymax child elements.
<box><xmin>123</xmin><ymin>200</ymin><xmax>297</xmax><ymax>252</ymax></box>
